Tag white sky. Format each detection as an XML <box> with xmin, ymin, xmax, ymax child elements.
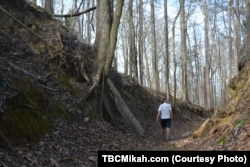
<box><xmin>35</xmin><ymin>0</ymin><xmax>206</xmax><ymax>72</ymax></box>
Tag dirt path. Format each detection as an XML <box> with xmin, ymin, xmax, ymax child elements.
<box><xmin>0</xmin><ymin>113</ymin><xmax>205</xmax><ymax>167</ymax></box>
<box><xmin>145</xmin><ymin>114</ymin><xmax>205</xmax><ymax>151</ymax></box>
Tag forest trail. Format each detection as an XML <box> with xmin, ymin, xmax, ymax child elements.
<box><xmin>0</xmin><ymin>109</ymin><xmax>206</xmax><ymax>167</ymax></box>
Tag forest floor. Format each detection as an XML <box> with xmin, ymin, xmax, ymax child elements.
<box><xmin>0</xmin><ymin>102</ymin><xmax>206</xmax><ymax>167</ymax></box>
<box><xmin>0</xmin><ymin>1</ymin><xmax>250</xmax><ymax>167</ymax></box>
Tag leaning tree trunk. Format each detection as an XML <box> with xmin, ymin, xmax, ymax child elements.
<box><xmin>86</xmin><ymin>0</ymin><xmax>144</xmax><ymax>136</ymax></box>
<box><xmin>91</xmin><ymin>0</ymin><xmax>124</xmax><ymax>87</ymax></box>
<box><xmin>86</xmin><ymin>0</ymin><xmax>116</xmax><ymax>99</ymax></box>
<box><xmin>107</xmin><ymin>79</ymin><xmax>145</xmax><ymax>136</ymax></box>
<box><xmin>103</xmin><ymin>0</ymin><xmax>124</xmax><ymax>76</ymax></box>
<box><xmin>92</xmin><ymin>0</ymin><xmax>112</xmax><ymax>86</ymax></box>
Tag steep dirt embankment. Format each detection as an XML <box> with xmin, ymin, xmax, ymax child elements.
<box><xmin>0</xmin><ymin>0</ymin><xmax>93</xmax><ymax>149</ymax></box>
<box><xmin>178</xmin><ymin>62</ymin><xmax>250</xmax><ymax>150</ymax></box>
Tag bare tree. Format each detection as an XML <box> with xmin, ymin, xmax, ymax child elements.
<box><xmin>236</xmin><ymin>1</ymin><xmax>249</xmax><ymax>72</ymax></box>
<box><xmin>163</xmin><ymin>0</ymin><xmax>170</xmax><ymax>99</ymax></box>
<box><xmin>91</xmin><ymin>0</ymin><xmax>124</xmax><ymax>86</ymax></box>
<box><xmin>138</xmin><ymin>0</ymin><xmax>144</xmax><ymax>85</ymax></box>
<box><xmin>150</xmin><ymin>0</ymin><xmax>159</xmax><ymax>90</ymax></box>
<box><xmin>86</xmin><ymin>0</ymin><xmax>93</xmax><ymax>43</ymax></box>
<box><xmin>233</xmin><ymin>0</ymin><xmax>240</xmax><ymax>74</ymax></box>
<box><xmin>243</xmin><ymin>0</ymin><xmax>250</xmax><ymax>64</ymax></box>
<box><xmin>44</xmin><ymin>0</ymin><xmax>54</xmax><ymax>16</ymax></box>
<box><xmin>92</xmin><ymin>0</ymin><xmax>112</xmax><ymax>85</ymax></box>
<box><xmin>180</xmin><ymin>0</ymin><xmax>188</xmax><ymax>102</ymax></box>
<box><xmin>128</xmin><ymin>0</ymin><xmax>138</xmax><ymax>81</ymax></box>
<box><xmin>201</xmin><ymin>0</ymin><xmax>212</xmax><ymax>110</ymax></box>
<box><xmin>144</xmin><ymin>28</ymin><xmax>151</xmax><ymax>87</ymax></box>
<box><xmin>227</xmin><ymin>0</ymin><xmax>233</xmax><ymax>78</ymax></box>
<box><xmin>171</xmin><ymin>6</ymin><xmax>181</xmax><ymax>108</ymax></box>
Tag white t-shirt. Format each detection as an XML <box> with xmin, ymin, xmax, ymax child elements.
<box><xmin>158</xmin><ymin>102</ymin><xmax>172</xmax><ymax>119</ymax></box>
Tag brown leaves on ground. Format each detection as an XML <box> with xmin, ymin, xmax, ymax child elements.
<box><xmin>0</xmin><ymin>110</ymin><xmax>205</xmax><ymax>167</ymax></box>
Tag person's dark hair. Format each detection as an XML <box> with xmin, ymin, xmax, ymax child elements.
<box><xmin>162</xmin><ymin>97</ymin><xmax>168</xmax><ymax>102</ymax></box>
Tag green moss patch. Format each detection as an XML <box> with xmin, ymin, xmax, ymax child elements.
<box><xmin>55</xmin><ymin>71</ymin><xmax>81</xmax><ymax>98</ymax></box>
<box><xmin>0</xmin><ymin>76</ymin><xmax>69</xmax><ymax>148</ymax></box>
<box><xmin>1</xmin><ymin>105</ymin><xmax>51</xmax><ymax>146</ymax></box>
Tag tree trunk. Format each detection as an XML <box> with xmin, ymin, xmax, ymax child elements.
<box><xmin>86</xmin><ymin>0</ymin><xmax>91</xmax><ymax>43</ymax></box>
<box><xmin>44</xmin><ymin>0</ymin><xmax>54</xmax><ymax>16</ymax></box>
<box><xmin>238</xmin><ymin>0</ymin><xmax>250</xmax><ymax>71</ymax></box>
<box><xmin>202</xmin><ymin>0</ymin><xmax>212</xmax><ymax>110</ymax></box>
<box><xmin>103</xmin><ymin>0</ymin><xmax>124</xmax><ymax>75</ymax></box>
<box><xmin>172</xmin><ymin>6</ymin><xmax>180</xmax><ymax>109</ymax></box>
<box><xmin>121</xmin><ymin>29</ymin><xmax>128</xmax><ymax>74</ymax></box>
<box><xmin>164</xmin><ymin>0</ymin><xmax>170</xmax><ymax>99</ymax></box>
<box><xmin>227</xmin><ymin>0</ymin><xmax>233</xmax><ymax>78</ymax></box>
<box><xmin>244</xmin><ymin>0</ymin><xmax>250</xmax><ymax>63</ymax></box>
<box><xmin>86</xmin><ymin>0</ymin><xmax>124</xmax><ymax>100</ymax></box>
<box><xmin>92</xmin><ymin>0</ymin><xmax>112</xmax><ymax>85</ymax></box>
<box><xmin>150</xmin><ymin>0</ymin><xmax>159</xmax><ymax>91</ymax></box>
<box><xmin>180</xmin><ymin>0</ymin><xmax>188</xmax><ymax>102</ymax></box>
<box><xmin>192</xmin><ymin>25</ymin><xmax>201</xmax><ymax>106</ymax></box>
<box><xmin>128</xmin><ymin>0</ymin><xmax>138</xmax><ymax>81</ymax></box>
<box><xmin>86</xmin><ymin>1</ymin><xmax>144</xmax><ymax>137</ymax></box>
<box><xmin>233</xmin><ymin>0</ymin><xmax>240</xmax><ymax>75</ymax></box>
<box><xmin>144</xmin><ymin>49</ymin><xmax>151</xmax><ymax>87</ymax></box>
<box><xmin>107</xmin><ymin>78</ymin><xmax>145</xmax><ymax>136</ymax></box>
<box><xmin>138</xmin><ymin>0</ymin><xmax>144</xmax><ymax>85</ymax></box>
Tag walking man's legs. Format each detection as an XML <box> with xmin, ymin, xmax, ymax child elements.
<box><xmin>166</xmin><ymin>127</ymin><xmax>170</xmax><ymax>140</ymax></box>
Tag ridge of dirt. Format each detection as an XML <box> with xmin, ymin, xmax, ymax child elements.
<box><xmin>180</xmin><ymin>63</ymin><xmax>250</xmax><ymax>151</ymax></box>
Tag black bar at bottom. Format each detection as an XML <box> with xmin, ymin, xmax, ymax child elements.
<box><xmin>98</xmin><ymin>151</ymin><xmax>250</xmax><ymax>167</ymax></box>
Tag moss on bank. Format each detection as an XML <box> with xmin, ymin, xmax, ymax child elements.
<box><xmin>0</xmin><ymin>77</ymin><xmax>69</xmax><ymax>148</ymax></box>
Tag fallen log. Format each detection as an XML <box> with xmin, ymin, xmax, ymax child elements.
<box><xmin>107</xmin><ymin>78</ymin><xmax>144</xmax><ymax>136</ymax></box>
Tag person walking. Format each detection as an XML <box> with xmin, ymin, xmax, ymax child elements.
<box><xmin>156</xmin><ymin>97</ymin><xmax>172</xmax><ymax>140</ymax></box>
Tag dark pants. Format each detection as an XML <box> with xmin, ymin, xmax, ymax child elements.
<box><xmin>161</xmin><ymin>118</ymin><xmax>171</xmax><ymax>128</ymax></box>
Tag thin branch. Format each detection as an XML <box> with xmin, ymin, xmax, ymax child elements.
<box><xmin>0</xmin><ymin>5</ymin><xmax>58</xmax><ymax>52</ymax></box>
<box><xmin>0</xmin><ymin>57</ymin><xmax>41</xmax><ymax>81</ymax></box>
<box><xmin>0</xmin><ymin>5</ymin><xmax>42</xmax><ymax>40</ymax></box>
<box><xmin>0</xmin><ymin>57</ymin><xmax>58</xmax><ymax>91</ymax></box>
<box><xmin>54</xmin><ymin>6</ymin><xmax>96</xmax><ymax>18</ymax></box>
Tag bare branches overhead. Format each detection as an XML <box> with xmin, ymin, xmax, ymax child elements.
<box><xmin>54</xmin><ymin>6</ymin><xmax>96</xmax><ymax>18</ymax></box>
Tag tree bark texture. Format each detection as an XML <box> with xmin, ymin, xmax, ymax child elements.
<box><xmin>180</xmin><ymin>0</ymin><xmax>188</xmax><ymax>102</ymax></box>
<box><xmin>150</xmin><ymin>0</ymin><xmax>159</xmax><ymax>91</ymax></box>
<box><xmin>107</xmin><ymin>78</ymin><xmax>145</xmax><ymax>136</ymax></box>
<box><xmin>164</xmin><ymin>0</ymin><xmax>170</xmax><ymax>99</ymax></box>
